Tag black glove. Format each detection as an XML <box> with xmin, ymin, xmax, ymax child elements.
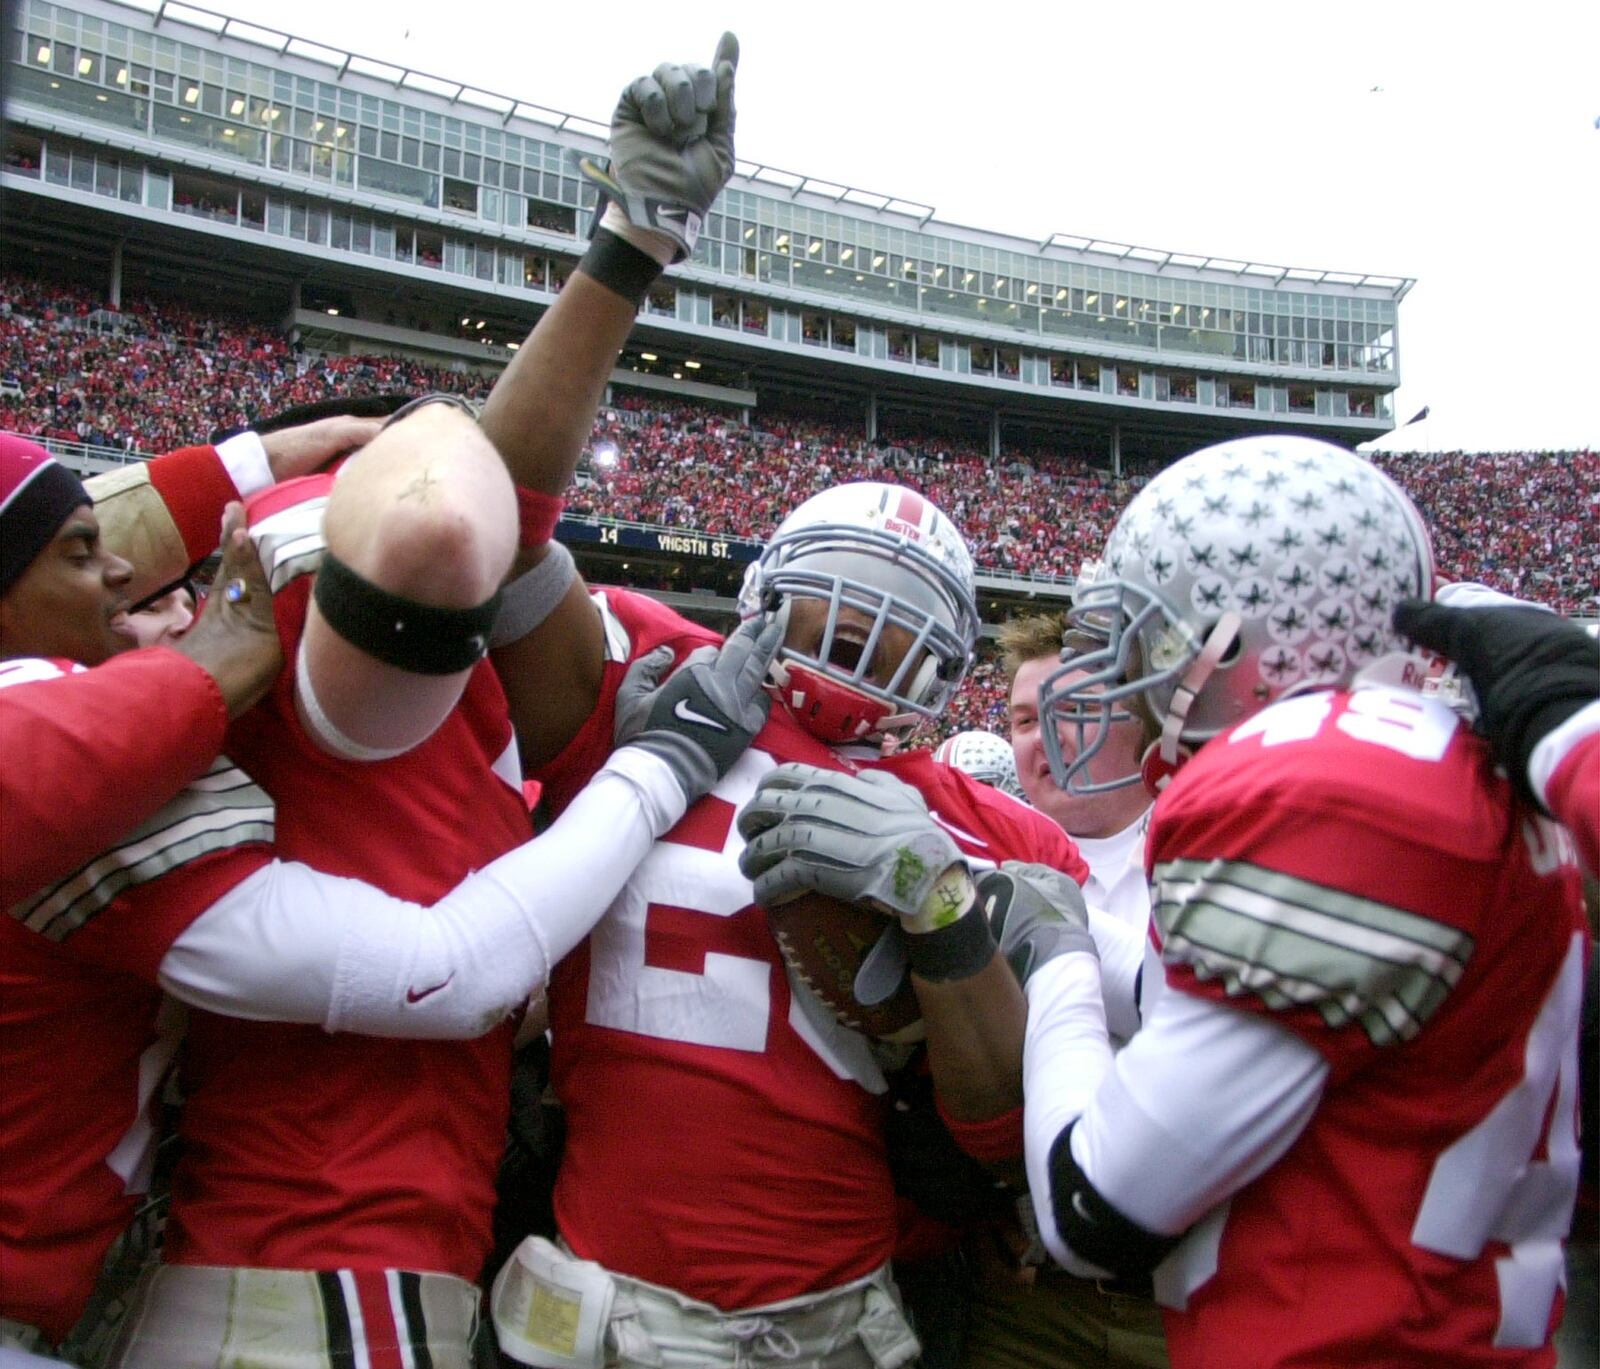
<box><xmin>1393</xmin><ymin>599</ymin><xmax>1599</xmax><ymax>810</ymax></box>
<box><xmin>614</xmin><ymin>612</ymin><xmax>782</xmax><ymax>804</ymax></box>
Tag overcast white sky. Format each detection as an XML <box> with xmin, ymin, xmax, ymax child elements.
<box><xmin>202</xmin><ymin>0</ymin><xmax>1598</xmax><ymax>451</ymax></box>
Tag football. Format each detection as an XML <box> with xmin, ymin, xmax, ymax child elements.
<box><xmin>765</xmin><ymin>892</ymin><xmax>923</xmax><ymax>1042</ymax></box>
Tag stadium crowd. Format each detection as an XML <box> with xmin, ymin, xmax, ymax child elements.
<box><xmin>2</xmin><ymin>30</ymin><xmax>1595</xmax><ymax>1369</ymax></box>
<box><xmin>577</xmin><ymin>398</ymin><xmax>1128</xmax><ymax>580</ymax></box>
<box><xmin>4</xmin><ymin>272</ymin><xmax>1594</xmax><ymax>614</ymax></box>
<box><xmin>1368</xmin><ymin>448</ymin><xmax>1599</xmax><ymax>615</ymax></box>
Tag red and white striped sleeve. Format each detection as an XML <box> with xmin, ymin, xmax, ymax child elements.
<box><xmin>0</xmin><ymin>651</ymin><xmax>227</xmax><ymax>908</ymax></box>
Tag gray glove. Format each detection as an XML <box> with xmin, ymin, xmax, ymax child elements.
<box><xmin>579</xmin><ymin>33</ymin><xmax>739</xmax><ymax>262</ymax></box>
<box><xmin>978</xmin><ymin>861</ymin><xmax>1097</xmax><ymax>988</ymax></box>
<box><xmin>614</xmin><ymin>611</ymin><xmax>781</xmax><ymax>804</ymax></box>
<box><xmin>736</xmin><ymin>764</ymin><xmax>970</xmax><ymax>928</ymax></box>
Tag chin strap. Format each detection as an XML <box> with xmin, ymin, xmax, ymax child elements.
<box><xmin>1141</xmin><ymin>612</ymin><xmax>1241</xmax><ymax>794</ymax></box>
<box><xmin>768</xmin><ymin>657</ymin><xmax>894</xmax><ymax>744</ymax></box>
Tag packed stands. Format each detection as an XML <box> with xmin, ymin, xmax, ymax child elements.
<box><xmin>0</xmin><ymin>274</ymin><xmax>492</xmax><ymax>454</ymax></box>
<box><xmin>576</xmin><ymin>398</ymin><xmax>1127</xmax><ymax>580</ymax></box>
<box><xmin>932</xmin><ymin>650</ymin><xmax>1011</xmax><ymax>741</ymax></box>
<box><xmin>1368</xmin><ymin>449</ymin><xmax>1599</xmax><ymax>618</ymax></box>
<box><xmin>4</xmin><ymin>273</ymin><xmax>1594</xmax><ymax>654</ymax></box>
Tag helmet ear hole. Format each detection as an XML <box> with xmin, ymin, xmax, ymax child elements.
<box><xmin>1214</xmin><ymin>627</ymin><xmax>1245</xmax><ymax>667</ymax></box>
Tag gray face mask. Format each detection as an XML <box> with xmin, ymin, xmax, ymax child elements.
<box><xmin>746</xmin><ymin>521</ymin><xmax>978</xmax><ymax>736</ymax></box>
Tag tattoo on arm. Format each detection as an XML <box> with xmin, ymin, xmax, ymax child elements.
<box><xmin>398</xmin><ymin>469</ymin><xmax>440</xmax><ymax>504</ymax></box>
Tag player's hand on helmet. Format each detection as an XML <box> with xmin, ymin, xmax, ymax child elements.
<box><xmin>737</xmin><ymin>764</ymin><xmax>976</xmax><ymax>933</ymax></box>
<box><xmin>258</xmin><ymin>415</ymin><xmax>385</xmax><ymax>483</ymax></box>
<box><xmin>580</xmin><ymin>33</ymin><xmax>738</xmax><ymax>263</ymax></box>
<box><xmin>174</xmin><ymin>502</ymin><xmax>281</xmax><ymax>719</ymax></box>
<box><xmin>1393</xmin><ymin>598</ymin><xmax>1600</xmax><ymax>812</ymax></box>
<box><xmin>978</xmin><ymin>861</ymin><xmax>1097</xmax><ymax>988</ymax></box>
<box><xmin>613</xmin><ymin>609</ymin><xmax>782</xmax><ymax>805</ymax></box>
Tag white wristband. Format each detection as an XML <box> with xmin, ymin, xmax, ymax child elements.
<box><xmin>215</xmin><ymin>430</ymin><xmax>273</xmax><ymax>496</ymax></box>
<box><xmin>601</xmin><ymin>202</ymin><xmax>676</xmax><ymax>268</ymax></box>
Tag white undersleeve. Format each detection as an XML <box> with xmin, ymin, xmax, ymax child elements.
<box><xmin>1084</xmin><ymin>903</ymin><xmax>1145</xmax><ymax>1042</ymax></box>
<box><xmin>158</xmin><ymin>747</ymin><xmax>685</xmax><ymax>1038</ymax></box>
<box><xmin>1529</xmin><ymin>697</ymin><xmax>1600</xmax><ymax>809</ymax></box>
<box><xmin>1022</xmin><ymin>951</ymin><xmax>1115</xmax><ymax>1275</ymax></box>
<box><xmin>1027</xmin><ymin>978</ymin><xmax>1327</xmax><ymax>1271</ymax></box>
<box><xmin>294</xmin><ymin>645</ymin><xmax>413</xmax><ymax>761</ymax></box>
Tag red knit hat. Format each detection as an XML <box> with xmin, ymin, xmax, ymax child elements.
<box><xmin>0</xmin><ymin>434</ymin><xmax>90</xmax><ymax>598</ymax></box>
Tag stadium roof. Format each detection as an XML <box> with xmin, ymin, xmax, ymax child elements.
<box><xmin>106</xmin><ymin>0</ymin><xmax>1413</xmax><ymax>301</ymax></box>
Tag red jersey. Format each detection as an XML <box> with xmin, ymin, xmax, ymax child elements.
<box><xmin>539</xmin><ymin>589</ymin><xmax>1083</xmax><ymax>1310</ymax></box>
<box><xmin>1146</xmin><ymin>686</ymin><xmax>1588</xmax><ymax>1367</ymax></box>
<box><xmin>0</xmin><ymin>651</ymin><xmax>227</xmax><ymax>908</ymax></box>
<box><xmin>160</xmin><ymin>475</ymin><xmax>533</xmax><ymax>1282</ymax></box>
<box><xmin>1</xmin><ymin>662</ymin><xmax>272</xmax><ymax>1340</ymax></box>
<box><xmin>871</xmin><ymin>748</ymin><xmax>1088</xmax><ymax>890</ymax></box>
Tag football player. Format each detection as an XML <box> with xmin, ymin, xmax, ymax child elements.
<box><xmin>483</xmin><ymin>476</ymin><xmax>1090</xmax><ymax>1367</ymax></box>
<box><xmin>1</xmin><ymin>424</ymin><xmax>772</xmax><ymax>1360</ymax></box>
<box><xmin>89</xmin><ymin>42</ymin><xmax>767</xmax><ymax>1369</ymax></box>
<box><xmin>472</xmin><ymin>74</ymin><xmax>1096</xmax><ymax>1350</ymax></box>
<box><xmin>1014</xmin><ymin>436</ymin><xmax>1587</xmax><ymax>1367</ymax></box>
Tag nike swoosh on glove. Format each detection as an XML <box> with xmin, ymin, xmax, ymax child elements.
<box><xmin>579</xmin><ymin>33</ymin><xmax>738</xmax><ymax>262</ymax></box>
<box><xmin>613</xmin><ymin>608</ymin><xmax>783</xmax><ymax>804</ymax></box>
<box><xmin>979</xmin><ymin>861</ymin><xmax>1097</xmax><ymax>987</ymax></box>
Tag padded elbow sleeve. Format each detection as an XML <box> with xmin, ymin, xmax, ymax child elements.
<box><xmin>1048</xmin><ymin>1119</ymin><xmax>1182</xmax><ymax>1279</ymax></box>
<box><xmin>313</xmin><ymin>550</ymin><xmax>501</xmax><ymax>675</ymax></box>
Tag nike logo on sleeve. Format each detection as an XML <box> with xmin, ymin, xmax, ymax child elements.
<box><xmin>405</xmin><ymin>975</ymin><xmax>455</xmax><ymax>1004</ymax></box>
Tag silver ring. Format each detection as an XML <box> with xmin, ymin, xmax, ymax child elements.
<box><xmin>223</xmin><ymin>577</ymin><xmax>251</xmax><ymax>604</ymax></box>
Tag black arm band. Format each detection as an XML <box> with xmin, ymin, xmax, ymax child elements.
<box><xmin>906</xmin><ymin>906</ymin><xmax>998</xmax><ymax>983</ymax></box>
<box><xmin>313</xmin><ymin>551</ymin><xmax>501</xmax><ymax>676</ymax></box>
<box><xmin>1048</xmin><ymin>1120</ymin><xmax>1181</xmax><ymax>1278</ymax></box>
<box><xmin>577</xmin><ymin>229</ymin><xmax>662</xmax><ymax>308</ymax></box>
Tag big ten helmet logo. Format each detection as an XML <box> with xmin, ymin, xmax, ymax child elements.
<box><xmin>881</xmin><ymin>488</ymin><xmax>932</xmax><ymax>544</ymax></box>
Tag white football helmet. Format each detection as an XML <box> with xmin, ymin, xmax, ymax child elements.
<box><xmin>738</xmin><ymin>481</ymin><xmax>978</xmax><ymax>744</ymax></box>
<box><xmin>1039</xmin><ymin>435</ymin><xmax>1435</xmax><ymax>794</ymax></box>
<box><xmin>933</xmin><ymin>730</ymin><xmax>1025</xmax><ymax>800</ymax></box>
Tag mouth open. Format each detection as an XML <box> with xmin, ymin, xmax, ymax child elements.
<box><xmin>108</xmin><ymin>608</ymin><xmax>136</xmax><ymax>639</ymax></box>
<box><xmin>827</xmin><ymin>634</ymin><xmax>869</xmax><ymax>673</ymax></box>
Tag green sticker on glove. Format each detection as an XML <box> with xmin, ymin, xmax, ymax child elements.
<box><xmin>892</xmin><ymin>847</ymin><xmax>929</xmax><ymax>904</ymax></box>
